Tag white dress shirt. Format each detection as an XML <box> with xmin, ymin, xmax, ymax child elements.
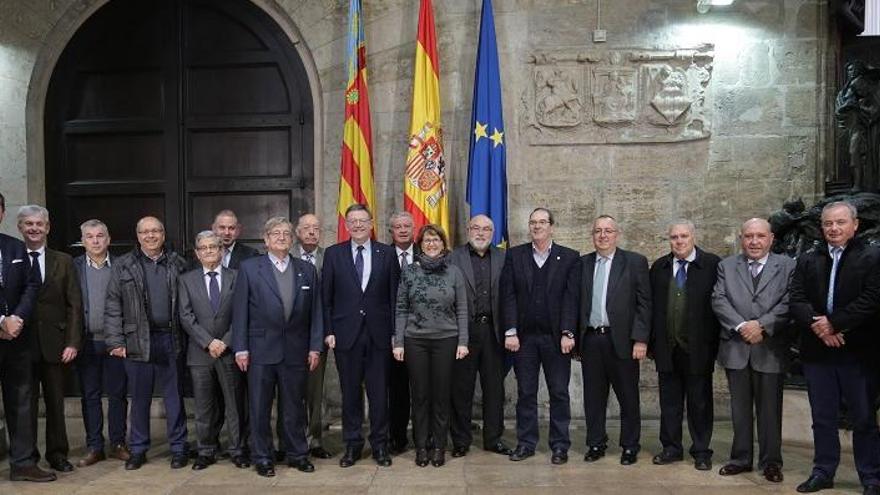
<box><xmin>672</xmin><ymin>248</ymin><xmax>697</xmax><ymax>278</ymax></box>
<box><xmin>268</xmin><ymin>252</ymin><xmax>290</xmax><ymax>273</ymax></box>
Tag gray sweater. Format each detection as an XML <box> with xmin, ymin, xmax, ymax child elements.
<box><xmin>394</xmin><ymin>259</ymin><xmax>469</xmax><ymax>347</ymax></box>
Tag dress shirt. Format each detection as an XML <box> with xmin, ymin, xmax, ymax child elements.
<box><xmin>351</xmin><ymin>239</ymin><xmax>372</xmax><ymax>291</ymax></box>
<box><xmin>222</xmin><ymin>242</ymin><xmax>236</xmax><ymax>268</ymax></box>
<box><xmin>395</xmin><ymin>244</ymin><xmax>414</xmax><ymax>268</ymax></box>
<box><xmin>592</xmin><ymin>249</ymin><xmax>616</xmax><ymax>327</ymax></box>
<box><xmin>300</xmin><ymin>246</ymin><xmax>318</xmax><ymax>266</ymax></box>
<box><xmin>268</xmin><ymin>252</ymin><xmax>289</xmax><ymax>273</ymax></box>
<box><xmin>532</xmin><ymin>241</ymin><xmax>553</xmax><ymax>268</ymax></box>
<box><xmin>672</xmin><ymin>248</ymin><xmax>696</xmax><ymax>278</ymax></box>
<box><xmin>202</xmin><ymin>266</ymin><xmax>222</xmax><ymax>296</ymax></box>
<box><xmin>27</xmin><ymin>244</ymin><xmax>47</xmax><ymax>282</ymax></box>
<box><xmin>86</xmin><ymin>253</ymin><xmax>111</xmax><ymax>269</ymax></box>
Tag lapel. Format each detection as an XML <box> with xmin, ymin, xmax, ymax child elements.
<box><xmin>364</xmin><ymin>244</ymin><xmax>382</xmax><ymax>292</ymax></box>
<box><xmin>657</xmin><ymin>253</ymin><xmax>673</xmax><ymax>300</ymax></box>
<box><xmin>288</xmin><ymin>257</ymin><xmax>303</xmax><ymax>321</ymax></box>
<box><xmin>583</xmin><ymin>252</ymin><xmax>597</xmax><ymax>303</ymax></box>
<box><xmin>755</xmin><ymin>254</ymin><xmax>780</xmax><ymax>296</ymax></box>
<box><xmin>257</xmin><ymin>255</ymin><xmax>283</xmax><ymax>305</ymax></box>
<box><xmin>458</xmin><ymin>248</ymin><xmax>476</xmax><ymax>290</ymax></box>
<box><xmin>521</xmin><ymin>245</ymin><xmax>534</xmax><ymax>291</ymax></box>
<box><xmin>735</xmin><ymin>255</ymin><xmax>754</xmax><ymax>295</ymax></box>
<box><xmin>545</xmin><ymin>244</ymin><xmax>562</xmax><ymax>288</ymax></box>
<box><xmin>606</xmin><ymin>249</ymin><xmax>625</xmax><ymax>298</ymax></box>
<box><xmin>343</xmin><ymin>242</ymin><xmax>362</xmax><ymax>289</ymax></box>
<box><xmin>0</xmin><ymin>237</ymin><xmax>8</xmax><ymax>283</ymax></box>
<box><xmin>490</xmin><ymin>246</ymin><xmax>504</xmax><ymax>283</ymax></box>
<box><xmin>43</xmin><ymin>249</ymin><xmax>57</xmax><ymax>288</ymax></box>
<box><xmin>219</xmin><ymin>266</ymin><xmax>234</xmax><ymax>309</ymax></box>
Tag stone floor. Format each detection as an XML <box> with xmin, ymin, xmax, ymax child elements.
<box><xmin>0</xmin><ymin>418</ymin><xmax>865</xmax><ymax>494</ymax></box>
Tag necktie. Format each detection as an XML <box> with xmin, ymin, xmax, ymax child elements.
<box><xmin>208</xmin><ymin>271</ymin><xmax>220</xmax><ymax>314</ymax></box>
<box><xmin>303</xmin><ymin>252</ymin><xmax>315</xmax><ymax>266</ymax></box>
<box><xmin>589</xmin><ymin>256</ymin><xmax>607</xmax><ymax>327</ymax></box>
<box><xmin>355</xmin><ymin>245</ymin><xmax>365</xmax><ymax>288</ymax></box>
<box><xmin>29</xmin><ymin>252</ymin><xmax>42</xmax><ymax>285</ymax></box>
<box><xmin>222</xmin><ymin>248</ymin><xmax>231</xmax><ymax>268</ymax></box>
<box><xmin>749</xmin><ymin>260</ymin><xmax>761</xmax><ymax>278</ymax></box>
<box><xmin>675</xmin><ymin>259</ymin><xmax>687</xmax><ymax>289</ymax></box>
<box><xmin>826</xmin><ymin>247</ymin><xmax>842</xmax><ymax>314</ymax></box>
<box><xmin>400</xmin><ymin>251</ymin><xmax>410</xmax><ymax>268</ymax></box>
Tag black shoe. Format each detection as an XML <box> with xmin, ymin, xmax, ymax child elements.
<box><xmin>763</xmin><ymin>463</ymin><xmax>784</xmax><ymax>483</ymax></box>
<box><xmin>551</xmin><ymin>449</ymin><xmax>568</xmax><ymax>465</ymax></box>
<box><xmin>694</xmin><ymin>458</ymin><xmax>712</xmax><ymax>471</ymax></box>
<box><xmin>451</xmin><ymin>445</ymin><xmax>469</xmax><ymax>458</ymax></box>
<box><xmin>48</xmin><ymin>459</ymin><xmax>74</xmax><ymax>473</ymax></box>
<box><xmin>339</xmin><ymin>447</ymin><xmax>362</xmax><ymax>468</ymax></box>
<box><xmin>274</xmin><ymin>450</ymin><xmax>286</xmax><ymax>463</ymax></box>
<box><xmin>9</xmin><ymin>465</ymin><xmax>57</xmax><ymax>482</ymax></box>
<box><xmin>584</xmin><ymin>445</ymin><xmax>606</xmax><ymax>462</ymax></box>
<box><xmin>431</xmin><ymin>449</ymin><xmax>446</xmax><ymax>467</ymax></box>
<box><xmin>125</xmin><ymin>453</ymin><xmax>147</xmax><ymax>470</ymax></box>
<box><xmin>652</xmin><ymin>451</ymin><xmax>683</xmax><ymax>465</ymax></box>
<box><xmin>288</xmin><ymin>457</ymin><xmax>315</xmax><ymax>473</ymax></box>
<box><xmin>796</xmin><ymin>474</ymin><xmax>834</xmax><ymax>493</ymax></box>
<box><xmin>309</xmin><ymin>446</ymin><xmax>333</xmax><ymax>459</ymax></box>
<box><xmin>255</xmin><ymin>462</ymin><xmax>275</xmax><ymax>477</ymax></box>
<box><xmin>415</xmin><ymin>449</ymin><xmax>429</xmax><ymax>467</ymax></box>
<box><xmin>508</xmin><ymin>446</ymin><xmax>535</xmax><ymax>462</ymax></box>
<box><xmin>170</xmin><ymin>453</ymin><xmax>189</xmax><ymax>469</ymax></box>
<box><xmin>192</xmin><ymin>455</ymin><xmax>215</xmax><ymax>470</ymax></box>
<box><xmin>485</xmin><ymin>441</ymin><xmax>513</xmax><ymax>456</ymax></box>
<box><xmin>620</xmin><ymin>449</ymin><xmax>638</xmax><ymax>465</ymax></box>
<box><xmin>864</xmin><ymin>485</ymin><xmax>880</xmax><ymax>495</ymax></box>
<box><xmin>373</xmin><ymin>448</ymin><xmax>392</xmax><ymax>467</ymax></box>
<box><xmin>232</xmin><ymin>455</ymin><xmax>250</xmax><ymax>469</ymax></box>
<box><xmin>719</xmin><ymin>463</ymin><xmax>752</xmax><ymax>476</ymax></box>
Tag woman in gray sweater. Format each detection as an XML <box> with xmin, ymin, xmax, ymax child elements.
<box><xmin>393</xmin><ymin>224</ymin><xmax>469</xmax><ymax>467</ymax></box>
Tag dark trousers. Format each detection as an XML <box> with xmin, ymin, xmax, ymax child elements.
<box><xmin>657</xmin><ymin>346</ymin><xmax>713</xmax><ymax>460</ymax></box>
<box><xmin>514</xmin><ymin>333</ymin><xmax>571</xmax><ymax>451</ymax></box>
<box><xmin>388</xmin><ymin>358</ymin><xmax>411</xmax><ymax>448</ymax></box>
<box><xmin>31</xmin><ymin>360</ymin><xmax>70</xmax><ymax>462</ymax></box>
<box><xmin>125</xmin><ymin>332</ymin><xmax>188</xmax><ymax>455</ymax></box>
<box><xmin>77</xmin><ymin>338</ymin><xmax>127</xmax><ymax>453</ymax></box>
<box><xmin>0</xmin><ymin>343</ymin><xmax>37</xmax><ymax>468</ymax></box>
<box><xmin>334</xmin><ymin>330</ymin><xmax>389</xmax><ymax>451</ymax></box>
<box><xmin>582</xmin><ymin>331</ymin><xmax>641</xmax><ymax>450</ymax></box>
<box><xmin>191</xmin><ymin>355</ymin><xmax>247</xmax><ymax>457</ymax></box>
<box><xmin>450</xmin><ymin>320</ymin><xmax>505</xmax><ymax>449</ymax></box>
<box><xmin>276</xmin><ymin>352</ymin><xmax>327</xmax><ymax>452</ymax></box>
<box><xmin>803</xmin><ymin>360</ymin><xmax>880</xmax><ymax>487</ymax></box>
<box><xmin>724</xmin><ymin>367</ymin><xmax>783</xmax><ymax>469</ymax></box>
<box><xmin>249</xmin><ymin>361</ymin><xmax>308</xmax><ymax>464</ymax></box>
<box><xmin>405</xmin><ymin>336</ymin><xmax>456</xmax><ymax>450</ymax></box>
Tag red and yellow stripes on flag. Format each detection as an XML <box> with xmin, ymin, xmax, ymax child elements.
<box><xmin>404</xmin><ymin>0</ymin><xmax>450</xmax><ymax>238</ymax></box>
<box><xmin>337</xmin><ymin>0</ymin><xmax>375</xmax><ymax>242</ymax></box>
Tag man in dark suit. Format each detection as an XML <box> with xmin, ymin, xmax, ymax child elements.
<box><xmin>649</xmin><ymin>220</ymin><xmax>720</xmax><ymax>471</ymax></box>
<box><xmin>500</xmin><ymin>207</ymin><xmax>579</xmax><ymax>464</ymax></box>
<box><xmin>577</xmin><ymin>215</ymin><xmax>651</xmax><ymax>466</ymax></box>
<box><xmin>322</xmin><ymin>204</ymin><xmax>398</xmax><ymax>468</ymax></box>
<box><xmin>232</xmin><ymin>216</ymin><xmax>323</xmax><ymax>477</ymax></box>
<box><xmin>74</xmin><ymin>219</ymin><xmax>130</xmax><ymax>467</ymax></box>
<box><xmin>0</xmin><ymin>193</ymin><xmax>55</xmax><ymax>482</ymax></box>
<box><xmin>17</xmin><ymin>205</ymin><xmax>83</xmax><ymax>473</ymax></box>
<box><xmin>213</xmin><ymin>209</ymin><xmax>260</xmax><ymax>269</ymax></box>
<box><xmin>789</xmin><ymin>201</ymin><xmax>880</xmax><ymax>495</ymax></box>
<box><xmin>387</xmin><ymin>210</ymin><xmax>414</xmax><ymax>455</ymax></box>
<box><xmin>712</xmin><ymin>218</ymin><xmax>795</xmax><ymax>483</ymax></box>
<box><xmin>180</xmin><ymin>231</ymin><xmax>248</xmax><ymax>470</ymax></box>
<box><xmin>449</xmin><ymin>215</ymin><xmax>512</xmax><ymax>458</ymax></box>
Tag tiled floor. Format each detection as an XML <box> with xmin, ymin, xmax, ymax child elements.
<box><xmin>0</xmin><ymin>418</ymin><xmax>865</xmax><ymax>494</ymax></box>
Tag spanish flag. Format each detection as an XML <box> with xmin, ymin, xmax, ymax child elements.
<box><xmin>404</xmin><ymin>0</ymin><xmax>450</xmax><ymax>238</ymax></box>
<box><xmin>337</xmin><ymin>0</ymin><xmax>375</xmax><ymax>241</ymax></box>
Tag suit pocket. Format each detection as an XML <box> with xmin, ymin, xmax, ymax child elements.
<box><xmin>123</xmin><ymin>323</ymin><xmax>142</xmax><ymax>356</ymax></box>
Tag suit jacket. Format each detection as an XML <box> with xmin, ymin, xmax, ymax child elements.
<box><xmin>499</xmin><ymin>242</ymin><xmax>579</xmax><ymax>337</ymax></box>
<box><xmin>711</xmin><ymin>252</ymin><xmax>795</xmax><ymax>373</ymax></box>
<box><xmin>231</xmin><ymin>254</ymin><xmax>323</xmax><ymax>365</ymax></box>
<box><xmin>449</xmin><ymin>244</ymin><xmax>505</xmax><ymax>343</ymax></box>
<box><xmin>292</xmin><ymin>243</ymin><xmax>324</xmax><ymax>273</ymax></box>
<box><xmin>31</xmin><ymin>248</ymin><xmax>83</xmax><ymax>363</ymax></box>
<box><xmin>575</xmin><ymin>248</ymin><xmax>652</xmax><ymax>360</ymax></box>
<box><xmin>789</xmin><ymin>240</ymin><xmax>880</xmax><ymax>364</ymax></box>
<box><xmin>321</xmin><ymin>241</ymin><xmax>399</xmax><ymax>351</ymax></box>
<box><xmin>649</xmin><ymin>247</ymin><xmax>721</xmax><ymax>374</ymax></box>
<box><xmin>0</xmin><ymin>233</ymin><xmax>40</xmax><ymax>349</ymax></box>
<box><xmin>74</xmin><ymin>253</ymin><xmax>115</xmax><ymax>340</ymax></box>
<box><xmin>179</xmin><ymin>265</ymin><xmax>237</xmax><ymax>366</ymax></box>
<box><xmin>228</xmin><ymin>242</ymin><xmax>260</xmax><ymax>269</ymax></box>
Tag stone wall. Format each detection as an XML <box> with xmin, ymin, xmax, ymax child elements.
<box><xmin>0</xmin><ymin>0</ymin><xmax>831</xmax><ymax>420</ymax></box>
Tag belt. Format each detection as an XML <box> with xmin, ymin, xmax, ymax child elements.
<box><xmin>586</xmin><ymin>326</ymin><xmax>610</xmax><ymax>335</ymax></box>
<box><xmin>473</xmin><ymin>314</ymin><xmax>492</xmax><ymax>324</ymax></box>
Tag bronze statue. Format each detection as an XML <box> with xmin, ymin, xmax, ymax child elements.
<box><xmin>834</xmin><ymin>61</ymin><xmax>880</xmax><ymax>192</ymax></box>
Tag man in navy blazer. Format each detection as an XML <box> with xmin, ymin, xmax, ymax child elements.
<box><xmin>232</xmin><ymin>216</ymin><xmax>323</xmax><ymax>477</ymax></box>
<box><xmin>322</xmin><ymin>204</ymin><xmax>399</xmax><ymax>468</ymax></box>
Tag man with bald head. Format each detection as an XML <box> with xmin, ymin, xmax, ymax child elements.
<box><xmin>105</xmin><ymin>216</ymin><xmax>190</xmax><ymax>470</ymax></box>
<box><xmin>712</xmin><ymin>218</ymin><xmax>795</xmax><ymax>483</ymax></box>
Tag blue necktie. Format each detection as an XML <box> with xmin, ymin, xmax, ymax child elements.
<box><xmin>826</xmin><ymin>247</ymin><xmax>841</xmax><ymax>314</ymax></box>
<box><xmin>589</xmin><ymin>256</ymin><xmax>607</xmax><ymax>327</ymax></box>
<box><xmin>675</xmin><ymin>259</ymin><xmax>687</xmax><ymax>289</ymax></box>
<box><xmin>208</xmin><ymin>271</ymin><xmax>220</xmax><ymax>314</ymax></box>
<box><xmin>355</xmin><ymin>245</ymin><xmax>365</xmax><ymax>289</ymax></box>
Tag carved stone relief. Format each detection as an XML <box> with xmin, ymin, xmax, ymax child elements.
<box><xmin>520</xmin><ymin>45</ymin><xmax>714</xmax><ymax>144</ymax></box>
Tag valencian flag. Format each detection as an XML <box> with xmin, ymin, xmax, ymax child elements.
<box><xmin>466</xmin><ymin>0</ymin><xmax>507</xmax><ymax>246</ymax></box>
<box><xmin>336</xmin><ymin>0</ymin><xmax>375</xmax><ymax>241</ymax></box>
<box><xmin>404</xmin><ymin>0</ymin><xmax>450</xmax><ymax>237</ymax></box>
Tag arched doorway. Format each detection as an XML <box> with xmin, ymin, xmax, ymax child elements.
<box><xmin>44</xmin><ymin>0</ymin><xmax>314</xmax><ymax>252</ymax></box>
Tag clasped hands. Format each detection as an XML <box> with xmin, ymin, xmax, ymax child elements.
<box><xmin>738</xmin><ymin>321</ymin><xmax>765</xmax><ymax>345</ymax></box>
<box><xmin>811</xmin><ymin>315</ymin><xmax>845</xmax><ymax>348</ymax></box>
<box><xmin>0</xmin><ymin>315</ymin><xmax>23</xmax><ymax>340</ymax></box>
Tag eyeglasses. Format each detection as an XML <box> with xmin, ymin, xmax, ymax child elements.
<box><xmin>528</xmin><ymin>219</ymin><xmax>551</xmax><ymax>226</ymax></box>
<box><xmin>267</xmin><ymin>230</ymin><xmax>293</xmax><ymax>239</ymax></box>
<box><xmin>592</xmin><ymin>229</ymin><xmax>618</xmax><ymax>236</ymax></box>
<box><xmin>346</xmin><ymin>218</ymin><xmax>371</xmax><ymax>226</ymax></box>
<box><xmin>421</xmin><ymin>238</ymin><xmax>443</xmax><ymax>245</ymax></box>
<box><xmin>196</xmin><ymin>245</ymin><xmax>221</xmax><ymax>252</ymax></box>
<box><xmin>137</xmin><ymin>229</ymin><xmax>164</xmax><ymax>235</ymax></box>
<box><xmin>468</xmin><ymin>226</ymin><xmax>493</xmax><ymax>233</ymax></box>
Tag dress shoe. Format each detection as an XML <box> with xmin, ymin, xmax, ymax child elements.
<box><xmin>232</xmin><ymin>455</ymin><xmax>251</xmax><ymax>468</ymax></box>
<box><xmin>309</xmin><ymin>446</ymin><xmax>333</xmax><ymax>459</ymax></box>
<box><xmin>485</xmin><ymin>441</ymin><xmax>513</xmax><ymax>456</ymax></box>
<box><xmin>289</xmin><ymin>457</ymin><xmax>315</xmax><ymax>473</ymax></box>
<box><xmin>48</xmin><ymin>458</ymin><xmax>74</xmax><ymax>473</ymax></box>
<box><xmin>415</xmin><ymin>449</ymin><xmax>430</xmax><ymax>467</ymax></box>
<box><xmin>373</xmin><ymin>448</ymin><xmax>392</xmax><ymax>467</ymax></box>
<box><xmin>763</xmin><ymin>463</ymin><xmax>784</xmax><ymax>483</ymax></box>
<box><xmin>694</xmin><ymin>458</ymin><xmax>712</xmax><ymax>471</ymax></box>
<box><xmin>339</xmin><ymin>447</ymin><xmax>362</xmax><ymax>468</ymax></box>
<box><xmin>77</xmin><ymin>450</ymin><xmax>106</xmax><ymax>467</ymax></box>
<box><xmin>583</xmin><ymin>445</ymin><xmax>606</xmax><ymax>462</ymax></box>
<box><xmin>718</xmin><ymin>463</ymin><xmax>752</xmax><ymax>476</ymax></box>
<box><xmin>796</xmin><ymin>474</ymin><xmax>834</xmax><ymax>493</ymax></box>
<box><xmin>431</xmin><ymin>449</ymin><xmax>446</xmax><ymax>467</ymax></box>
<box><xmin>508</xmin><ymin>446</ymin><xmax>535</xmax><ymax>461</ymax></box>
<box><xmin>110</xmin><ymin>443</ymin><xmax>131</xmax><ymax>461</ymax></box>
<box><xmin>451</xmin><ymin>445</ymin><xmax>469</xmax><ymax>458</ymax></box>
<box><xmin>551</xmin><ymin>449</ymin><xmax>568</xmax><ymax>465</ymax></box>
<box><xmin>170</xmin><ymin>453</ymin><xmax>189</xmax><ymax>469</ymax></box>
<box><xmin>652</xmin><ymin>451</ymin><xmax>683</xmax><ymax>465</ymax></box>
<box><xmin>620</xmin><ymin>449</ymin><xmax>638</xmax><ymax>466</ymax></box>
<box><xmin>192</xmin><ymin>455</ymin><xmax>215</xmax><ymax>471</ymax></box>
<box><xmin>9</xmin><ymin>465</ymin><xmax>57</xmax><ymax>482</ymax></box>
<box><xmin>255</xmin><ymin>462</ymin><xmax>276</xmax><ymax>477</ymax></box>
<box><xmin>274</xmin><ymin>450</ymin><xmax>286</xmax><ymax>463</ymax></box>
<box><xmin>125</xmin><ymin>453</ymin><xmax>147</xmax><ymax>470</ymax></box>
<box><xmin>864</xmin><ymin>485</ymin><xmax>880</xmax><ymax>495</ymax></box>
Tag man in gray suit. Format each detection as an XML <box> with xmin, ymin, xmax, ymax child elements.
<box><xmin>179</xmin><ymin>231</ymin><xmax>248</xmax><ymax>470</ymax></box>
<box><xmin>712</xmin><ymin>218</ymin><xmax>795</xmax><ymax>483</ymax></box>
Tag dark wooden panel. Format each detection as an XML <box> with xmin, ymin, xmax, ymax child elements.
<box><xmin>187</xmin><ymin>3</ymin><xmax>267</xmax><ymax>53</ymax></box>
<box><xmin>189</xmin><ymin>192</ymin><xmax>291</xmax><ymax>243</ymax></box>
<box><xmin>187</xmin><ymin>65</ymin><xmax>290</xmax><ymax>115</ymax></box>
<box><xmin>66</xmin><ymin>194</ymin><xmax>166</xmax><ymax>249</ymax></box>
<box><xmin>67</xmin><ymin>132</ymin><xmax>164</xmax><ymax>181</ymax></box>
<box><xmin>188</xmin><ymin>128</ymin><xmax>290</xmax><ymax>178</ymax></box>
<box><xmin>72</xmin><ymin>70</ymin><xmax>164</xmax><ymax>120</ymax></box>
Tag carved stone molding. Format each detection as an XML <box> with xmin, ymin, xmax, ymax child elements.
<box><xmin>520</xmin><ymin>45</ymin><xmax>714</xmax><ymax>145</ymax></box>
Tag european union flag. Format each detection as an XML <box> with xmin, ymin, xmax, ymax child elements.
<box><xmin>466</xmin><ymin>0</ymin><xmax>507</xmax><ymax>246</ymax></box>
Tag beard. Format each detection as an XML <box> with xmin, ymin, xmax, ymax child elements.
<box><xmin>469</xmin><ymin>238</ymin><xmax>491</xmax><ymax>252</ymax></box>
